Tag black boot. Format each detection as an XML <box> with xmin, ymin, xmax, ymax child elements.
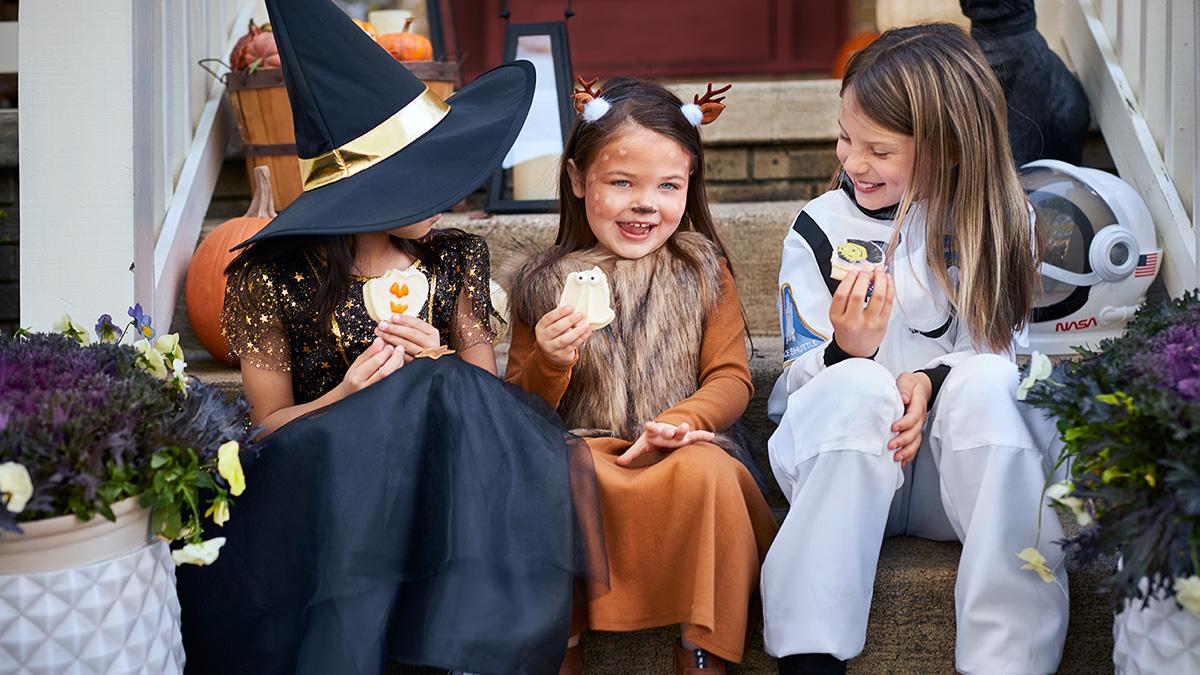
<box><xmin>777</xmin><ymin>653</ymin><xmax>847</xmax><ymax>675</ymax></box>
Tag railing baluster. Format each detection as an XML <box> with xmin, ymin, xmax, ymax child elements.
<box><xmin>1168</xmin><ymin>0</ymin><xmax>1195</xmax><ymax>224</ymax></box>
<box><xmin>1142</xmin><ymin>0</ymin><xmax>1167</xmax><ymax>153</ymax></box>
<box><xmin>1121</xmin><ymin>0</ymin><xmax>1144</xmax><ymax>99</ymax></box>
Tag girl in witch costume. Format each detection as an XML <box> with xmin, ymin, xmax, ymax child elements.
<box><xmin>503</xmin><ymin>77</ymin><xmax>778</xmax><ymax>675</ymax></box>
<box><xmin>174</xmin><ymin>1</ymin><xmax>605</xmax><ymax>674</ymax></box>
<box><xmin>762</xmin><ymin>25</ymin><xmax>1067</xmax><ymax>675</ymax></box>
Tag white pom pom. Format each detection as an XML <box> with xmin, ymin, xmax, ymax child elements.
<box><xmin>582</xmin><ymin>97</ymin><xmax>612</xmax><ymax>123</ymax></box>
<box><xmin>680</xmin><ymin>103</ymin><xmax>703</xmax><ymax>127</ymax></box>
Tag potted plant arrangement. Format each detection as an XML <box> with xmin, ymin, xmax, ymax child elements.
<box><xmin>1018</xmin><ymin>291</ymin><xmax>1200</xmax><ymax>673</ymax></box>
<box><xmin>0</xmin><ymin>306</ymin><xmax>256</xmax><ymax>673</ymax></box>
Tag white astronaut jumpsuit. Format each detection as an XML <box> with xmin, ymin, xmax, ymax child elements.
<box><xmin>762</xmin><ymin>187</ymin><xmax>1069</xmax><ymax>674</ymax></box>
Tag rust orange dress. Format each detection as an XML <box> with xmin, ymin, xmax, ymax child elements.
<box><xmin>505</xmin><ymin>263</ymin><xmax>777</xmax><ymax>662</ymax></box>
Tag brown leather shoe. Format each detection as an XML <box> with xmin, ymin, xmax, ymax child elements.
<box><xmin>558</xmin><ymin>642</ymin><xmax>583</xmax><ymax>675</ymax></box>
<box><xmin>674</xmin><ymin>639</ymin><xmax>727</xmax><ymax>674</ymax></box>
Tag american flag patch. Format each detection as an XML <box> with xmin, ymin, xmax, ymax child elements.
<box><xmin>1135</xmin><ymin>252</ymin><xmax>1159</xmax><ymax>278</ymax></box>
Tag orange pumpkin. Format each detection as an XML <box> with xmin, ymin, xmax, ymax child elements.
<box><xmin>379</xmin><ymin>18</ymin><xmax>433</xmax><ymax>62</ymax></box>
<box><xmin>832</xmin><ymin>32</ymin><xmax>880</xmax><ymax>79</ymax></box>
<box><xmin>353</xmin><ymin>19</ymin><xmax>379</xmax><ymax>41</ymax></box>
<box><xmin>231</xmin><ymin>20</ymin><xmax>281</xmax><ymax>71</ymax></box>
<box><xmin>185</xmin><ymin>166</ymin><xmax>277</xmax><ymax>366</ymax></box>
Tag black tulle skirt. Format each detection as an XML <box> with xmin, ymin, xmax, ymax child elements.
<box><xmin>176</xmin><ymin>357</ymin><xmax>606</xmax><ymax>675</ymax></box>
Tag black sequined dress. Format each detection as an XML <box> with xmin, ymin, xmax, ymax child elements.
<box><xmin>176</xmin><ymin>231</ymin><xmax>606</xmax><ymax>675</ymax></box>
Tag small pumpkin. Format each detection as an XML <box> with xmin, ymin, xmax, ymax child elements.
<box><xmin>378</xmin><ymin>18</ymin><xmax>433</xmax><ymax>62</ymax></box>
<box><xmin>231</xmin><ymin>20</ymin><xmax>281</xmax><ymax>72</ymax></box>
<box><xmin>185</xmin><ymin>166</ymin><xmax>277</xmax><ymax>366</ymax></box>
<box><xmin>353</xmin><ymin>19</ymin><xmax>379</xmax><ymax>41</ymax></box>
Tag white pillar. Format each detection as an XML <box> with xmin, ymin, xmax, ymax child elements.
<box><xmin>18</xmin><ymin>1</ymin><xmax>154</xmax><ymax>331</ymax></box>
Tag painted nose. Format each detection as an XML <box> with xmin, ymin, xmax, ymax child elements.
<box><xmin>632</xmin><ymin>204</ymin><xmax>657</xmax><ymax>215</ymax></box>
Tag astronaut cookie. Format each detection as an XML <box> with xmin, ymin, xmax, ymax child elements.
<box><xmin>560</xmin><ymin>266</ymin><xmax>615</xmax><ymax>330</ymax></box>
<box><xmin>831</xmin><ymin>239</ymin><xmax>887</xmax><ymax>280</ymax></box>
<box><xmin>363</xmin><ymin>267</ymin><xmax>429</xmax><ymax>323</ymax></box>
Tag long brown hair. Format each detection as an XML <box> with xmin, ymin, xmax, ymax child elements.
<box><xmin>514</xmin><ymin>77</ymin><xmax>735</xmax><ymax>304</ymax></box>
<box><xmin>839</xmin><ymin>23</ymin><xmax>1041</xmax><ymax>352</ymax></box>
<box><xmin>225</xmin><ymin>232</ymin><xmax>441</xmax><ymax>329</ymax></box>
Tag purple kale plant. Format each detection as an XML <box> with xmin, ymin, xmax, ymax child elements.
<box><xmin>0</xmin><ymin>331</ymin><xmax>256</xmax><ymax>539</ymax></box>
<box><xmin>1023</xmin><ymin>291</ymin><xmax>1200</xmax><ymax>608</ymax></box>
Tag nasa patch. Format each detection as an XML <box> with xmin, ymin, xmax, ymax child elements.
<box><xmin>780</xmin><ymin>284</ymin><xmax>828</xmax><ymax>364</ymax></box>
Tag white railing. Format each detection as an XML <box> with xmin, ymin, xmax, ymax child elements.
<box><xmin>18</xmin><ymin>0</ymin><xmax>256</xmax><ymax>332</ymax></box>
<box><xmin>0</xmin><ymin>21</ymin><xmax>15</xmax><ymax>75</ymax></box>
<box><xmin>1060</xmin><ymin>0</ymin><xmax>1198</xmax><ymax>295</ymax></box>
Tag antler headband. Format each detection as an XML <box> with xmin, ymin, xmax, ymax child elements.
<box><xmin>572</xmin><ymin>77</ymin><xmax>731</xmax><ymax>127</ymax></box>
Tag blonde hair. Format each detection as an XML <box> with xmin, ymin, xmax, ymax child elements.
<box><xmin>838</xmin><ymin>23</ymin><xmax>1040</xmax><ymax>353</ymax></box>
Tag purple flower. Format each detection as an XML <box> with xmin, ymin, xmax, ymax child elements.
<box><xmin>127</xmin><ymin>304</ymin><xmax>154</xmax><ymax>340</ymax></box>
<box><xmin>95</xmin><ymin>314</ymin><xmax>123</xmax><ymax>344</ymax></box>
<box><xmin>1137</xmin><ymin>312</ymin><xmax>1200</xmax><ymax>400</ymax></box>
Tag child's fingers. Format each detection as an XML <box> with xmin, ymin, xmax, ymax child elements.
<box><xmin>848</xmin><ymin>268</ymin><xmax>873</xmax><ymax>308</ymax></box>
<box><xmin>865</xmin><ymin>268</ymin><xmax>892</xmax><ymax>318</ymax></box>
<box><xmin>366</xmin><ymin>344</ymin><xmax>406</xmax><ymax>386</ymax></box>
<box><xmin>830</xmin><ymin>271</ymin><xmax>858</xmax><ymax>317</ymax></box>
<box><xmin>616</xmin><ymin>434</ymin><xmax>650</xmax><ymax>466</ymax></box>
<box><xmin>682</xmin><ymin>430</ymin><xmax>715</xmax><ymax>445</ymax></box>
<box><xmin>882</xmin><ymin>272</ymin><xmax>896</xmax><ymax>314</ymax></box>
<box><xmin>536</xmin><ymin>305</ymin><xmax>575</xmax><ymax>331</ymax></box>
<box><xmin>894</xmin><ymin>433</ymin><xmax>922</xmax><ymax>465</ymax></box>
<box><xmin>889</xmin><ymin>423</ymin><xmax>923</xmax><ymax>454</ymax></box>
<box><xmin>891</xmin><ymin>403</ymin><xmax>924</xmax><ymax>435</ymax></box>
<box><xmin>546</xmin><ymin>310</ymin><xmax>586</xmax><ymax>336</ymax></box>
<box><xmin>358</xmin><ymin>344</ymin><xmax>396</xmax><ymax>384</ymax></box>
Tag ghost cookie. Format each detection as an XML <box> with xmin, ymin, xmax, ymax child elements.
<box><xmin>363</xmin><ymin>267</ymin><xmax>430</xmax><ymax>323</ymax></box>
<box><xmin>830</xmin><ymin>239</ymin><xmax>886</xmax><ymax>280</ymax></box>
<box><xmin>560</xmin><ymin>266</ymin><xmax>615</xmax><ymax>330</ymax></box>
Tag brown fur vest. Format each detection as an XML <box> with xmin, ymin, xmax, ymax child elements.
<box><xmin>505</xmin><ymin>232</ymin><xmax>726</xmax><ymax>441</ymax></box>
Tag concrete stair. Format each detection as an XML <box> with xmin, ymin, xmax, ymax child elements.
<box><xmin>179</xmin><ymin>202</ymin><xmax>1116</xmax><ymax>674</ymax></box>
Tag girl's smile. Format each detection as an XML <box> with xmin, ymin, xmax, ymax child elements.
<box><xmin>836</xmin><ymin>88</ymin><xmax>915</xmax><ymax>211</ymax></box>
<box><xmin>567</xmin><ymin>123</ymin><xmax>690</xmax><ymax>260</ymax></box>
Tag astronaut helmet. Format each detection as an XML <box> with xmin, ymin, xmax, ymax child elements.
<box><xmin>1019</xmin><ymin>159</ymin><xmax>1160</xmax><ymax>355</ymax></box>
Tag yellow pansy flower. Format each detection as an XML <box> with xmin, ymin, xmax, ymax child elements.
<box><xmin>1017</xmin><ymin>547</ymin><xmax>1056</xmax><ymax>583</ymax></box>
<box><xmin>1016</xmin><ymin>352</ymin><xmax>1052</xmax><ymax>401</ymax></box>
<box><xmin>154</xmin><ymin>333</ymin><xmax>185</xmax><ymax>365</ymax></box>
<box><xmin>217</xmin><ymin>441</ymin><xmax>246</xmax><ymax>496</ymax></box>
<box><xmin>133</xmin><ymin>339</ymin><xmax>169</xmax><ymax>379</ymax></box>
<box><xmin>205</xmin><ymin>498</ymin><xmax>230</xmax><ymax>526</ymax></box>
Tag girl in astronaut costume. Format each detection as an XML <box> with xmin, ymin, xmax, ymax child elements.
<box><xmin>763</xmin><ymin>24</ymin><xmax>1069</xmax><ymax>675</ymax></box>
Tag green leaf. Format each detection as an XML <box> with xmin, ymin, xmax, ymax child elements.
<box><xmin>150</xmin><ymin>454</ymin><xmax>169</xmax><ymax>469</ymax></box>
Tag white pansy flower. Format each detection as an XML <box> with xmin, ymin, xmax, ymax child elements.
<box><xmin>1175</xmin><ymin>576</ymin><xmax>1200</xmax><ymax>617</ymax></box>
<box><xmin>171</xmin><ymin>537</ymin><xmax>226</xmax><ymax>566</ymax></box>
<box><xmin>1017</xmin><ymin>351</ymin><xmax>1053</xmax><ymax>401</ymax></box>
<box><xmin>0</xmin><ymin>462</ymin><xmax>33</xmax><ymax>513</ymax></box>
<box><xmin>1045</xmin><ymin>480</ymin><xmax>1094</xmax><ymax>526</ymax></box>
<box><xmin>52</xmin><ymin>315</ymin><xmax>90</xmax><ymax>346</ymax></box>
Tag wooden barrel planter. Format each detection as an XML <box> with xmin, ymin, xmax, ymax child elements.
<box><xmin>221</xmin><ymin>61</ymin><xmax>460</xmax><ymax>212</ymax></box>
<box><xmin>226</xmin><ymin>67</ymin><xmax>302</xmax><ymax>211</ymax></box>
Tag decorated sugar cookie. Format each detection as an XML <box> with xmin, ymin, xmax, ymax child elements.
<box><xmin>560</xmin><ymin>266</ymin><xmax>615</xmax><ymax>330</ymax></box>
<box><xmin>830</xmin><ymin>238</ymin><xmax>887</xmax><ymax>280</ymax></box>
<box><xmin>363</xmin><ymin>267</ymin><xmax>429</xmax><ymax>322</ymax></box>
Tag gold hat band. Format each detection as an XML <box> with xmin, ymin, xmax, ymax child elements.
<box><xmin>298</xmin><ymin>86</ymin><xmax>451</xmax><ymax>191</ymax></box>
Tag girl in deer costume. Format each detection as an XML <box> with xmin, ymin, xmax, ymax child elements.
<box><xmin>762</xmin><ymin>25</ymin><xmax>1068</xmax><ymax>674</ymax></box>
<box><xmin>504</xmin><ymin>77</ymin><xmax>777</xmax><ymax>675</ymax></box>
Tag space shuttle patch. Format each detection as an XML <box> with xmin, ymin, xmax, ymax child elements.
<box><xmin>780</xmin><ymin>284</ymin><xmax>828</xmax><ymax>364</ymax></box>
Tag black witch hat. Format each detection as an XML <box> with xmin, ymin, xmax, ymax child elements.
<box><xmin>235</xmin><ymin>0</ymin><xmax>535</xmax><ymax>248</ymax></box>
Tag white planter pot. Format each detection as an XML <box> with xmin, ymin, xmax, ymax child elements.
<box><xmin>0</xmin><ymin>497</ymin><xmax>184</xmax><ymax>674</ymax></box>
<box><xmin>1113</xmin><ymin>590</ymin><xmax>1200</xmax><ymax>674</ymax></box>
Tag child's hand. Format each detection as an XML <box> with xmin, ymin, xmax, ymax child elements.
<box><xmin>374</xmin><ymin>314</ymin><xmax>441</xmax><ymax>363</ymax></box>
<box><xmin>616</xmin><ymin>421</ymin><xmax>716</xmax><ymax>466</ymax></box>
<box><xmin>535</xmin><ymin>305</ymin><xmax>592</xmax><ymax>367</ymax></box>
<box><xmin>829</xmin><ymin>266</ymin><xmax>894</xmax><ymax>358</ymax></box>
<box><xmin>891</xmin><ymin>371</ymin><xmax>931</xmax><ymax>467</ymax></box>
<box><xmin>336</xmin><ymin>337</ymin><xmax>406</xmax><ymax>398</ymax></box>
